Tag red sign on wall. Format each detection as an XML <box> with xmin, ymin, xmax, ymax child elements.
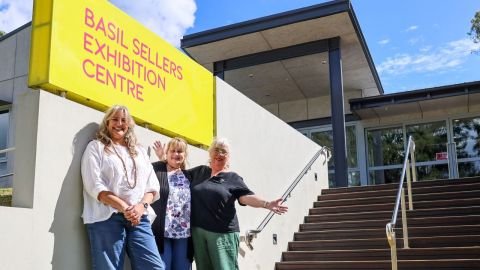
<box><xmin>435</xmin><ymin>152</ymin><xmax>448</xmax><ymax>160</ymax></box>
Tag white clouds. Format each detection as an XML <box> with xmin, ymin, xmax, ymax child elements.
<box><xmin>419</xmin><ymin>46</ymin><xmax>432</xmax><ymax>52</ymax></box>
<box><xmin>405</xmin><ymin>25</ymin><xmax>418</xmax><ymax>32</ymax></box>
<box><xmin>378</xmin><ymin>39</ymin><xmax>390</xmax><ymax>45</ymax></box>
<box><xmin>408</xmin><ymin>37</ymin><xmax>422</xmax><ymax>45</ymax></box>
<box><xmin>110</xmin><ymin>0</ymin><xmax>196</xmax><ymax>47</ymax></box>
<box><xmin>0</xmin><ymin>0</ymin><xmax>196</xmax><ymax>48</ymax></box>
<box><xmin>0</xmin><ymin>0</ymin><xmax>32</xmax><ymax>33</ymax></box>
<box><xmin>377</xmin><ymin>38</ymin><xmax>480</xmax><ymax>76</ymax></box>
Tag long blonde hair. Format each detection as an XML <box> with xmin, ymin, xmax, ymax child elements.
<box><xmin>96</xmin><ymin>105</ymin><xmax>138</xmax><ymax>156</ymax></box>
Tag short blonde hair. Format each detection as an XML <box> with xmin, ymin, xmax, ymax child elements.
<box><xmin>96</xmin><ymin>105</ymin><xmax>137</xmax><ymax>156</ymax></box>
<box><xmin>166</xmin><ymin>137</ymin><xmax>189</xmax><ymax>169</ymax></box>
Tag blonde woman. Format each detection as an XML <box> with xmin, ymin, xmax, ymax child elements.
<box><xmin>151</xmin><ymin>138</ymin><xmax>193</xmax><ymax>270</ymax></box>
<box><xmin>81</xmin><ymin>105</ymin><xmax>164</xmax><ymax>270</ymax></box>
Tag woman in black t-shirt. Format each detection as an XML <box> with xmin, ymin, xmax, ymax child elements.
<box><xmin>188</xmin><ymin>137</ymin><xmax>288</xmax><ymax>270</ymax></box>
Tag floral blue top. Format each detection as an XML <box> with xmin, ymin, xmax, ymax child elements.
<box><xmin>164</xmin><ymin>170</ymin><xmax>191</xmax><ymax>238</ymax></box>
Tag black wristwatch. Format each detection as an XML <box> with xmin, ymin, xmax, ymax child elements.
<box><xmin>142</xmin><ymin>202</ymin><xmax>149</xmax><ymax>209</ymax></box>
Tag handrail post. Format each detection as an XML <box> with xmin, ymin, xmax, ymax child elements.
<box><xmin>401</xmin><ymin>188</ymin><xmax>409</xmax><ymax>249</ymax></box>
<box><xmin>407</xmin><ymin>142</ymin><xmax>414</xmax><ymax>211</ymax></box>
<box><xmin>386</xmin><ymin>224</ymin><xmax>398</xmax><ymax>270</ymax></box>
<box><xmin>410</xmin><ymin>142</ymin><xmax>417</xmax><ymax>183</ymax></box>
<box><xmin>406</xmin><ymin>159</ymin><xmax>411</xmax><ymax>185</ymax></box>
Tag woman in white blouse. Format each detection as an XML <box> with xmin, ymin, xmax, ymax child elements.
<box><xmin>81</xmin><ymin>105</ymin><xmax>165</xmax><ymax>270</ymax></box>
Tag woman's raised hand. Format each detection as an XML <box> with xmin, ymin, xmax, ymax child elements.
<box><xmin>152</xmin><ymin>140</ymin><xmax>166</xmax><ymax>161</ymax></box>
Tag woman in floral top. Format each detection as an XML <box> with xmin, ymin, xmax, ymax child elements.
<box><xmin>151</xmin><ymin>137</ymin><xmax>193</xmax><ymax>270</ymax></box>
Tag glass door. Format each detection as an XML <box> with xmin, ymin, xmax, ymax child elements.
<box><xmin>310</xmin><ymin>125</ymin><xmax>360</xmax><ymax>187</ymax></box>
<box><xmin>406</xmin><ymin>121</ymin><xmax>449</xmax><ymax>181</ymax></box>
<box><xmin>452</xmin><ymin>116</ymin><xmax>480</xmax><ymax>178</ymax></box>
<box><xmin>366</xmin><ymin>126</ymin><xmax>404</xmax><ymax>184</ymax></box>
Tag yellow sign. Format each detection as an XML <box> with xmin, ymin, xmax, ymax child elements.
<box><xmin>29</xmin><ymin>0</ymin><xmax>214</xmax><ymax>146</ymax></box>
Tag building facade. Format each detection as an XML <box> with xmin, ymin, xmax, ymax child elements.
<box><xmin>181</xmin><ymin>0</ymin><xmax>480</xmax><ymax>187</ymax></box>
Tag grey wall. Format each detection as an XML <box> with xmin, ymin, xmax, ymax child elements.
<box><xmin>0</xmin><ymin>25</ymin><xmax>33</xmax><ymax>187</ymax></box>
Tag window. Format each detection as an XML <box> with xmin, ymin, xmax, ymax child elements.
<box><xmin>453</xmin><ymin>116</ymin><xmax>480</xmax><ymax>178</ymax></box>
<box><xmin>311</xmin><ymin>125</ymin><xmax>359</xmax><ymax>187</ymax></box>
<box><xmin>0</xmin><ymin>110</ymin><xmax>10</xmax><ymax>180</ymax></box>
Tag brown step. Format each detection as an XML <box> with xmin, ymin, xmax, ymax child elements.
<box><xmin>314</xmin><ymin>190</ymin><xmax>480</xmax><ymax>208</ymax></box>
<box><xmin>318</xmin><ymin>182</ymin><xmax>480</xmax><ymax>201</ymax></box>
<box><xmin>288</xmin><ymin>238</ymin><xmax>391</xmax><ymax>251</ymax></box>
<box><xmin>275</xmin><ymin>259</ymin><xmax>480</xmax><ymax>269</ymax></box>
<box><xmin>282</xmin><ymin>247</ymin><xmax>480</xmax><ymax>261</ymax></box>
<box><xmin>294</xmin><ymin>224</ymin><xmax>480</xmax><ymax>241</ymax></box>
<box><xmin>404</xmin><ymin>224</ymin><xmax>480</xmax><ymax>238</ymax></box>
<box><xmin>306</xmin><ymin>206</ymin><xmax>480</xmax><ymax>223</ymax></box>
<box><xmin>300</xmin><ymin>215</ymin><xmax>480</xmax><ymax>231</ymax></box>
<box><xmin>294</xmin><ymin>228</ymin><xmax>386</xmax><ymax>241</ymax></box>
<box><xmin>288</xmin><ymin>235</ymin><xmax>480</xmax><ymax>251</ymax></box>
<box><xmin>409</xmin><ymin>235</ymin><xmax>480</xmax><ymax>248</ymax></box>
<box><xmin>321</xmin><ymin>177</ymin><xmax>480</xmax><ymax>195</ymax></box>
<box><xmin>310</xmin><ymin>197</ymin><xmax>480</xmax><ymax>215</ymax></box>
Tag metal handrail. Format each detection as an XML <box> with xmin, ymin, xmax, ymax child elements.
<box><xmin>243</xmin><ymin>146</ymin><xmax>331</xmax><ymax>250</ymax></box>
<box><xmin>386</xmin><ymin>136</ymin><xmax>416</xmax><ymax>270</ymax></box>
<box><xmin>0</xmin><ymin>147</ymin><xmax>14</xmax><ymax>155</ymax></box>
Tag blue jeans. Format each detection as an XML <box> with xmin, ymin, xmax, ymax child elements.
<box><xmin>161</xmin><ymin>238</ymin><xmax>191</xmax><ymax>270</ymax></box>
<box><xmin>87</xmin><ymin>213</ymin><xmax>165</xmax><ymax>270</ymax></box>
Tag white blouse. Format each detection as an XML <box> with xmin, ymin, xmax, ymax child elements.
<box><xmin>81</xmin><ymin>140</ymin><xmax>160</xmax><ymax>224</ymax></box>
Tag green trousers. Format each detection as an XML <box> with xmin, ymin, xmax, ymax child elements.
<box><xmin>192</xmin><ymin>226</ymin><xmax>240</xmax><ymax>270</ymax></box>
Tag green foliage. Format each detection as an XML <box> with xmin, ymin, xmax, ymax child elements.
<box><xmin>0</xmin><ymin>30</ymin><xmax>5</xmax><ymax>37</ymax></box>
<box><xmin>469</xmin><ymin>11</ymin><xmax>480</xmax><ymax>43</ymax></box>
<box><xmin>0</xmin><ymin>188</ymin><xmax>13</xmax><ymax>207</ymax></box>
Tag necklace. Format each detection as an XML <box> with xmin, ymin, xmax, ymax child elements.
<box><xmin>166</xmin><ymin>163</ymin><xmax>181</xmax><ymax>172</ymax></box>
<box><xmin>111</xmin><ymin>144</ymin><xmax>137</xmax><ymax>189</ymax></box>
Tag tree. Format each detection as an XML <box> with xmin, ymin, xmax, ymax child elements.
<box><xmin>0</xmin><ymin>30</ymin><xmax>5</xmax><ymax>37</ymax></box>
<box><xmin>469</xmin><ymin>11</ymin><xmax>480</xmax><ymax>43</ymax></box>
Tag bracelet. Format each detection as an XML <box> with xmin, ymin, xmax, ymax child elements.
<box><xmin>263</xmin><ymin>201</ymin><xmax>268</xmax><ymax>208</ymax></box>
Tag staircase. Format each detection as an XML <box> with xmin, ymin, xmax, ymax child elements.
<box><xmin>276</xmin><ymin>177</ymin><xmax>480</xmax><ymax>269</ymax></box>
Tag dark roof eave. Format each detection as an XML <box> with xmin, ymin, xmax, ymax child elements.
<box><xmin>0</xmin><ymin>21</ymin><xmax>32</xmax><ymax>43</ymax></box>
<box><xmin>181</xmin><ymin>0</ymin><xmax>351</xmax><ymax>48</ymax></box>
<box><xmin>350</xmin><ymin>80</ymin><xmax>480</xmax><ymax>110</ymax></box>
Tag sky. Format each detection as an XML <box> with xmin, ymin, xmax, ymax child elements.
<box><xmin>1</xmin><ymin>0</ymin><xmax>479</xmax><ymax>93</ymax></box>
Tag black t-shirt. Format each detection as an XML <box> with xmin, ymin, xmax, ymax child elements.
<box><xmin>188</xmin><ymin>165</ymin><xmax>254</xmax><ymax>233</ymax></box>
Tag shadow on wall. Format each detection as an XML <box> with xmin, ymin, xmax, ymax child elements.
<box><xmin>49</xmin><ymin>122</ymin><xmax>99</xmax><ymax>270</ymax></box>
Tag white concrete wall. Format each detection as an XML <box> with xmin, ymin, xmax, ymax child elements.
<box><xmin>216</xmin><ymin>79</ymin><xmax>329</xmax><ymax>269</ymax></box>
<box><xmin>2</xmin><ymin>90</ymin><xmax>207</xmax><ymax>270</ymax></box>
